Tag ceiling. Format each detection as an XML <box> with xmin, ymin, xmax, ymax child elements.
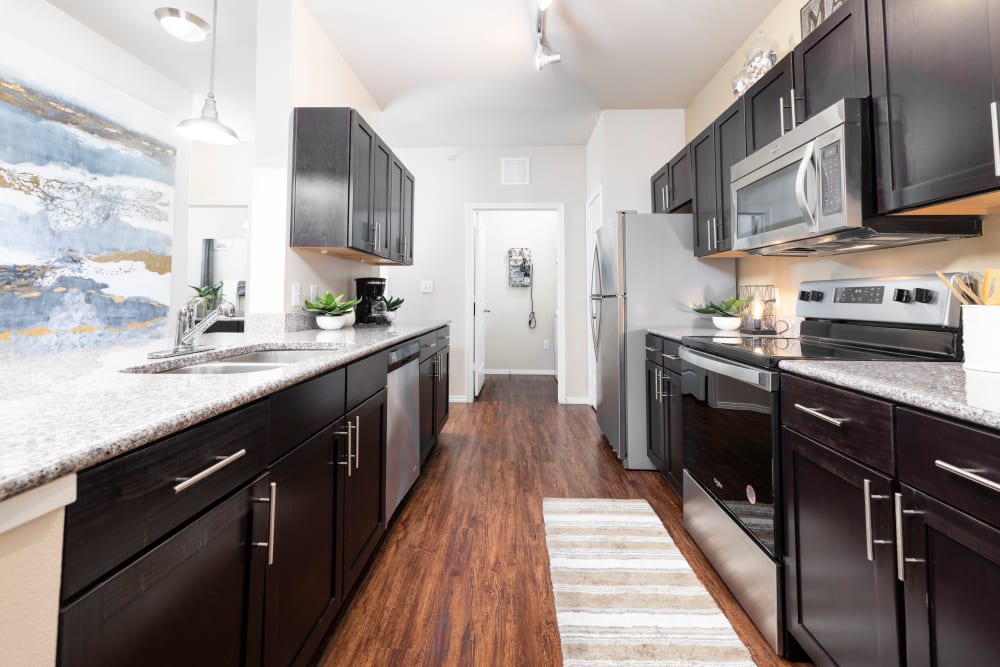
<box><xmin>46</xmin><ymin>0</ymin><xmax>782</xmax><ymax>147</ymax></box>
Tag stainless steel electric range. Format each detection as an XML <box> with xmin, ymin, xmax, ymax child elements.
<box><xmin>678</xmin><ymin>274</ymin><xmax>962</xmax><ymax>657</ymax></box>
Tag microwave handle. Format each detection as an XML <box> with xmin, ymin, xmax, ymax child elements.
<box><xmin>794</xmin><ymin>141</ymin><xmax>818</xmax><ymax>227</ymax></box>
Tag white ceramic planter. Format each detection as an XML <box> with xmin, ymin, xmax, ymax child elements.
<box><xmin>342</xmin><ymin>311</ymin><xmax>355</xmax><ymax>327</ymax></box>
<box><xmin>315</xmin><ymin>315</ymin><xmax>346</xmax><ymax>330</ymax></box>
<box><xmin>712</xmin><ymin>316</ymin><xmax>741</xmax><ymax>331</ymax></box>
<box><xmin>384</xmin><ymin>310</ymin><xmax>397</xmax><ymax>323</ymax></box>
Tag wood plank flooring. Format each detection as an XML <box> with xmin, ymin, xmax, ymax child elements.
<box><xmin>316</xmin><ymin>375</ymin><xmax>809</xmax><ymax>667</ymax></box>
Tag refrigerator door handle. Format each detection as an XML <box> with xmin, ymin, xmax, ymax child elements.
<box><xmin>591</xmin><ymin>244</ymin><xmax>603</xmax><ymax>297</ymax></box>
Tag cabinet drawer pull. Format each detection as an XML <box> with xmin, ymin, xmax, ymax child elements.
<box><xmin>662</xmin><ymin>354</ymin><xmax>680</xmax><ymax>361</ymax></box>
<box><xmin>862</xmin><ymin>479</ymin><xmax>891</xmax><ymax>562</ymax></box>
<box><xmin>173</xmin><ymin>449</ymin><xmax>246</xmax><ymax>494</ymax></box>
<box><xmin>354</xmin><ymin>415</ymin><xmax>361</xmax><ymax>471</ymax></box>
<box><xmin>793</xmin><ymin>403</ymin><xmax>846</xmax><ymax>427</ymax></box>
<box><xmin>894</xmin><ymin>492</ymin><xmax>926</xmax><ymax>582</ymax></box>
<box><xmin>267</xmin><ymin>482</ymin><xmax>277</xmax><ymax>565</ymax></box>
<box><xmin>336</xmin><ymin>423</ymin><xmax>353</xmax><ymax>477</ymax></box>
<box><xmin>645</xmin><ymin>346</ymin><xmax>659</xmax><ymax>352</ymax></box>
<box><xmin>934</xmin><ymin>459</ymin><xmax>1000</xmax><ymax>494</ymax></box>
<box><xmin>991</xmin><ymin>101</ymin><xmax>1000</xmax><ymax>177</ymax></box>
<box><xmin>423</xmin><ymin>342</ymin><xmax>437</xmax><ymax>349</ymax></box>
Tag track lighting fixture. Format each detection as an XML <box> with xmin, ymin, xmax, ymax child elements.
<box><xmin>154</xmin><ymin>7</ymin><xmax>211</xmax><ymax>42</ymax></box>
<box><xmin>534</xmin><ymin>1</ymin><xmax>561</xmax><ymax>71</ymax></box>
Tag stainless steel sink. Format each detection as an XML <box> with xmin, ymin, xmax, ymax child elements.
<box><xmin>222</xmin><ymin>350</ymin><xmax>331</xmax><ymax>364</ymax></box>
<box><xmin>160</xmin><ymin>362</ymin><xmax>287</xmax><ymax>375</ymax></box>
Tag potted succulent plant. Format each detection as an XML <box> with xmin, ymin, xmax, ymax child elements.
<box><xmin>383</xmin><ymin>296</ymin><xmax>404</xmax><ymax>323</ymax></box>
<box><xmin>303</xmin><ymin>292</ymin><xmax>361</xmax><ymax>330</ymax></box>
<box><xmin>693</xmin><ymin>297</ymin><xmax>747</xmax><ymax>331</ymax></box>
<box><xmin>189</xmin><ymin>282</ymin><xmax>223</xmax><ymax>317</ymax></box>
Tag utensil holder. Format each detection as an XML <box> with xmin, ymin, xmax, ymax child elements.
<box><xmin>962</xmin><ymin>305</ymin><xmax>1000</xmax><ymax>372</ymax></box>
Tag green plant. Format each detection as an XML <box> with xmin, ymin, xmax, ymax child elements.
<box><xmin>303</xmin><ymin>292</ymin><xmax>361</xmax><ymax>316</ymax></box>
<box><xmin>692</xmin><ymin>297</ymin><xmax>747</xmax><ymax>317</ymax></box>
<box><xmin>384</xmin><ymin>296</ymin><xmax>404</xmax><ymax>312</ymax></box>
<box><xmin>190</xmin><ymin>282</ymin><xmax>222</xmax><ymax>309</ymax></box>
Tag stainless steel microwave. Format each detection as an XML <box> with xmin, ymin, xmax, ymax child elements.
<box><xmin>730</xmin><ymin>99</ymin><xmax>980</xmax><ymax>256</ymax></box>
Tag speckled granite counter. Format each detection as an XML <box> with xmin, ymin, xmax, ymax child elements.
<box><xmin>779</xmin><ymin>360</ymin><xmax>1000</xmax><ymax>431</ymax></box>
<box><xmin>647</xmin><ymin>326</ymin><xmax>727</xmax><ymax>341</ymax></box>
<box><xmin>0</xmin><ymin>321</ymin><xmax>449</xmax><ymax>502</ymax></box>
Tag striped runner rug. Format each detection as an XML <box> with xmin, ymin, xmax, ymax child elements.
<box><xmin>542</xmin><ymin>498</ymin><xmax>755</xmax><ymax>667</ymax></box>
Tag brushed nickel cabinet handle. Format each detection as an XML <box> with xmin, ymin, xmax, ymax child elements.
<box><xmin>336</xmin><ymin>424</ymin><xmax>353</xmax><ymax>477</ymax></box>
<box><xmin>662</xmin><ymin>353</ymin><xmax>680</xmax><ymax>361</ymax></box>
<box><xmin>934</xmin><ymin>459</ymin><xmax>1000</xmax><ymax>494</ymax></box>
<box><xmin>894</xmin><ymin>492</ymin><xmax>926</xmax><ymax>582</ymax></box>
<box><xmin>354</xmin><ymin>415</ymin><xmax>361</xmax><ymax>470</ymax></box>
<box><xmin>863</xmin><ymin>479</ymin><xmax>891</xmax><ymax>562</ymax></box>
<box><xmin>645</xmin><ymin>346</ymin><xmax>658</xmax><ymax>352</ymax></box>
<box><xmin>173</xmin><ymin>449</ymin><xmax>246</xmax><ymax>494</ymax></box>
<box><xmin>790</xmin><ymin>87</ymin><xmax>798</xmax><ymax>127</ymax></box>
<box><xmin>793</xmin><ymin>403</ymin><xmax>846</xmax><ymax>427</ymax></box>
<box><xmin>991</xmin><ymin>102</ymin><xmax>1000</xmax><ymax>177</ymax></box>
<box><xmin>779</xmin><ymin>96</ymin><xmax>786</xmax><ymax>136</ymax></box>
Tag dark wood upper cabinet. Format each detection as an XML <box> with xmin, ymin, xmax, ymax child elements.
<box><xmin>290</xmin><ymin>108</ymin><xmax>415</xmax><ymax>264</ymax></box>
<box><xmin>793</xmin><ymin>0</ymin><xmax>871</xmax><ymax>123</ymax></box>
<box><xmin>744</xmin><ymin>53</ymin><xmax>794</xmax><ymax>153</ymax></box>
<box><xmin>691</xmin><ymin>125</ymin><xmax>717</xmax><ymax>257</ymax></box>
<box><xmin>667</xmin><ymin>147</ymin><xmax>693</xmax><ymax>211</ymax></box>
<box><xmin>651</xmin><ymin>163</ymin><xmax>670</xmax><ymax>213</ymax></box>
<box><xmin>713</xmin><ymin>98</ymin><xmax>746</xmax><ymax>253</ymax></box>
<box><xmin>402</xmin><ymin>167</ymin><xmax>415</xmax><ymax>266</ymax></box>
<box><xmin>263</xmin><ymin>428</ymin><xmax>337</xmax><ymax>667</ymax></box>
<box><xmin>868</xmin><ymin>0</ymin><xmax>1000</xmax><ymax>213</ymax></box>
<box><xmin>783</xmin><ymin>428</ymin><xmax>901</xmax><ymax>667</ymax></box>
<box><xmin>899</xmin><ymin>485</ymin><xmax>1000</xmax><ymax>667</ymax></box>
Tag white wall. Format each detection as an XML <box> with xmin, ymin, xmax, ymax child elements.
<box><xmin>248</xmin><ymin>0</ymin><xmax>382</xmax><ymax>314</ymax></box>
<box><xmin>382</xmin><ymin>145</ymin><xmax>588</xmax><ymax>401</ymax></box>
<box><xmin>480</xmin><ymin>210</ymin><xmax>558</xmax><ymax>373</ymax></box>
<box><xmin>0</xmin><ymin>0</ymin><xmax>194</xmax><ymax>323</ymax></box>
<box><xmin>189</xmin><ymin>143</ymin><xmax>256</xmax><ymax>205</ymax></box>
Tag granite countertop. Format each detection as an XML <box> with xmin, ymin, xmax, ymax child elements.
<box><xmin>647</xmin><ymin>326</ymin><xmax>735</xmax><ymax>342</ymax></box>
<box><xmin>0</xmin><ymin>320</ymin><xmax>449</xmax><ymax>502</ymax></box>
<box><xmin>779</xmin><ymin>360</ymin><xmax>1000</xmax><ymax>431</ymax></box>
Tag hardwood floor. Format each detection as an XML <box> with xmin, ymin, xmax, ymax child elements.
<box><xmin>316</xmin><ymin>375</ymin><xmax>809</xmax><ymax>667</ymax></box>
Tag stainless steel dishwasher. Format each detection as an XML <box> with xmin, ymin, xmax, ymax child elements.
<box><xmin>385</xmin><ymin>339</ymin><xmax>421</xmax><ymax>520</ymax></box>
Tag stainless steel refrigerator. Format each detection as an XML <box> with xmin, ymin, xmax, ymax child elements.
<box><xmin>590</xmin><ymin>211</ymin><xmax>736</xmax><ymax>470</ymax></box>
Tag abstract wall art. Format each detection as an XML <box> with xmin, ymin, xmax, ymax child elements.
<box><xmin>0</xmin><ymin>44</ymin><xmax>175</xmax><ymax>355</ymax></box>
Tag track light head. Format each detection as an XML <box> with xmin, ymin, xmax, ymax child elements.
<box><xmin>535</xmin><ymin>40</ymin><xmax>562</xmax><ymax>70</ymax></box>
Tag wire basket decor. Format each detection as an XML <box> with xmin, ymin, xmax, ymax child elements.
<box><xmin>739</xmin><ymin>284</ymin><xmax>778</xmax><ymax>334</ymax></box>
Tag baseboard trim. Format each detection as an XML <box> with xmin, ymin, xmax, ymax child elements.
<box><xmin>482</xmin><ymin>369</ymin><xmax>556</xmax><ymax>376</ymax></box>
<box><xmin>449</xmin><ymin>395</ymin><xmax>470</xmax><ymax>403</ymax></box>
<box><xmin>561</xmin><ymin>396</ymin><xmax>591</xmax><ymax>405</ymax></box>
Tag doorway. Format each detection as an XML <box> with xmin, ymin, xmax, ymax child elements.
<box><xmin>466</xmin><ymin>204</ymin><xmax>566</xmax><ymax>403</ymax></box>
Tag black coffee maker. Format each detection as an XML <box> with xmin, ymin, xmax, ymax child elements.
<box><xmin>354</xmin><ymin>277</ymin><xmax>387</xmax><ymax>324</ymax></box>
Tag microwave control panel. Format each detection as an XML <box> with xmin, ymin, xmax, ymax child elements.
<box><xmin>820</xmin><ymin>142</ymin><xmax>843</xmax><ymax>216</ymax></box>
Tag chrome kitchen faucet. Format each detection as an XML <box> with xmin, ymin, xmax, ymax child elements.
<box><xmin>148</xmin><ymin>297</ymin><xmax>237</xmax><ymax>359</ymax></box>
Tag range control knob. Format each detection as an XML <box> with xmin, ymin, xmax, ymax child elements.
<box><xmin>809</xmin><ymin>290</ymin><xmax>825</xmax><ymax>302</ymax></box>
<box><xmin>914</xmin><ymin>287</ymin><xmax>935</xmax><ymax>304</ymax></box>
<box><xmin>799</xmin><ymin>290</ymin><xmax>812</xmax><ymax>302</ymax></box>
<box><xmin>893</xmin><ymin>288</ymin><xmax>913</xmax><ymax>303</ymax></box>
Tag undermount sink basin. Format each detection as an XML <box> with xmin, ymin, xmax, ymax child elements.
<box><xmin>160</xmin><ymin>362</ymin><xmax>287</xmax><ymax>375</ymax></box>
<box><xmin>221</xmin><ymin>350</ymin><xmax>331</xmax><ymax>364</ymax></box>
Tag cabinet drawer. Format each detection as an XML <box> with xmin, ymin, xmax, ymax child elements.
<box><xmin>435</xmin><ymin>325</ymin><xmax>450</xmax><ymax>345</ymax></box>
<box><xmin>62</xmin><ymin>401</ymin><xmax>269</xmax><ymax>600</ymax></box>
<box><xmin>419</xmin><ymin>332</ymin><xmax>440</xmax><ymax>361</ymax></box>
<box><xmin>898</xmin><ymin>408</ymin><xmax>1000</xmax><ymax>529</ymax></box>
<box><xmin>661</xmin><ymin>339</ymin><xmax>682</xmax><ymax>373</ymax></box>
<box><xmin>346</xmin><ymin>350</ymin><xmax>388</xmax><ymax>412</ymax></box>
<box><xmin>270</xmin><ymin>368</ymin><xmax>345</xmax><ymax>461</ymax></box>
<box><xmin>645</xmin><ymin>334</ymin><xmax>662</xmax><ymax>363</ymax></box>
<box><xmin>782</xmin><ymin>374</ymin><xmax>894</xmax><ymax>473</ymax></box>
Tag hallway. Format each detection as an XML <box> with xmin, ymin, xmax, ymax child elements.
<box><xmin>318</xmin><ymin>376</ymin><xmax>801</xmax><ymax>666</ymax></box>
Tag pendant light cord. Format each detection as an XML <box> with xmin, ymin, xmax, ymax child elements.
<box><xmin>208</xmin><ymin>0</ymin><xmax>218</xmax><ymax>96</ymax></box>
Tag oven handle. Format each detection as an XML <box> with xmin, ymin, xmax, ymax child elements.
<box><xmin>678</xmin><ymin>347</ymin><xmax>778</xmax><ymax>392</ymax></box>
<box><xmin>794</xmin><ymin>141</ymin><xmax>818</xmax><ymax>228</ymax></box>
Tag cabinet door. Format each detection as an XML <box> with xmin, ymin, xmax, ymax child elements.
<box><xmin>348</xmin><ymin>111</ymin><xmax>376</xmax><ymax>254</ymax></box>
<box><xmin>869</xmin><ymin>0</ymin><xmax>1000</xmax><ymax>212</ymax></box>
<box><xmin>59</xmin><ymin>477</ymin><xmax>268</xmax><ymax>667</ymax></box>
<box><xmin>263</xmin><ymin>428</ymin><xmax>337</xmax><ymax>667</ymax></box>
<box><xmin>663</xmin><ymin>370</ymin><xmax>683</xmax><ymax>495</ymax></box>
<box><xmin>691</xmin><ymin>125</ymin><xmax>717</xmax><ymax>257</ymax></box>
<box><xmin>651</xmin><ymin>164</ymin><xmax>669</xmax><ymax>213</ymax></box>
<box><xmin>714</xmin><ymin>99</ymin><xmax>746</xmax><ymax>253</ymax></box>
<box><xmin>341</xmin><ymin>389</ymin><xmax>387</xmax><ymax>597</ymax></box>
<box><xmin>290</xmin><ymin>108</ymin><xmax>352</xmax><ymax>248</ymax></box>
<box><xmin>419</xmin><ymin>356</ymin><xmax>435</xmax><ymax>461</ymax></box>
<box><xmin>667</xmin><ymin>146</ymin><xmax>693</xmax><ymax>211</ymax></box>
<box><xmin>783</xmin><ymin>428</ymin><xmax>900</xmax><ymax>667</ymax></box>
<box><xmin>402</xmin><ymin>168</ymin><xmax>415</xmax><ymax>265</ymax></box>
<box><xmin>645</xmin><ymin>360</ymin><xmax>665</xmax><ymax>469</ymax></box>
<box><xmin>744</xmin><ymin>53</ymin><xmax>794</xmax><ymax>153</ymax></box>
<box><xmin>371</xmin><ymin>138</ymin><xmax>392</xmax><ymax>259</ymax></box>
<box><xmin>899</xmin><ymin>485</ymin><xmax>1000</xmax><ymax>667</ymax></box>
<box><xmin>793</xmin><ymin>0</ymin><xmax>870</xmax><ymax>122</ymax></box>
<box><xmin>434</xmin><ymin>348</ymin><xmax>450</xmax><ymax>434</ymax></box>
<box><xmin>388</xmin><ymin>156</ymin><xmax>404</xmax><ymax>263</ymax></box>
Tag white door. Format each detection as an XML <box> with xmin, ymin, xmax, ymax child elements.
<box><xmin>473</xmin><ymin>213</ymin><xmax>487</xmax><ymax>397</ymax></box>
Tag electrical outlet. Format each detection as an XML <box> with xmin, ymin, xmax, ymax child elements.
<box><xmin>420</xmin><ymin>280</ymin><xmax>434</xmax><ymax>294</ymax></box>
<box><xmin>291</xmin><ymin>283</ymin><xmax>301</xmax><ymax>308</ymax></box>
<box><xmin>543</xmin><ymin>340</ymin><xmax>551</xmax><ymax>350</ymax></box>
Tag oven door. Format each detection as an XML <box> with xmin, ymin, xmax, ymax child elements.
<box><xmin>679</xmin><ymin>346</ymin><xmax>780</xmax><ymax>556</ymax></box>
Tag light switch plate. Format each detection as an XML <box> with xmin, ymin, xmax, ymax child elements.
<box><xmin>291</xmin><ymin>283</ymin><xmax>301</xmax><ymax>308</ymax></box>
<box><xmin>420</xmin><ymin>280</ymin><xmax>434</xmax><ymax>294</ymax></box>
<box><xmin>543</xmin><ymin>340</ymin><xmax>551</xmax><ymax>350</ymax></box>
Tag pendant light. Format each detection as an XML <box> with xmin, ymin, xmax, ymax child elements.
<box><xmin>176</xmin><ymin>0</ymin><xmax>239</xmax><ymax>145</ymax></box>
<box><xmin>154</xmin><ymin>7</ymin><xmax>211</xmax><ymax>42</ymax></box>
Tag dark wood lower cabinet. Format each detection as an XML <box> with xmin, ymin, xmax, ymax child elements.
<box><xmin>341</xmin><ymin>389</ymin><xmax>387</xmax><ymax>597</ymax></box>
<box><xmin>645</xmin><ymin>359</ymin><xmax>665</xmax><ymax>470</ymax></box>
<box><xmin>263</xmin><ymin>427</ymin><xmax>337</xmax><ymax>667</ymax></box>
<box><xmin>419</xmin><ymin>355</ymin><xmax>435</xmax><ymax>462</ymax></box>
<box><xmin>662</xmin><ymin>370</ymin><xmax>682</xmax><ymax>494</ymax></box>
<box><xmin>59</xmin><ymin>477</ymin><xmax>269</xmax><ymax>667</ymax></box>
<box><xmin>899</xmin><ymin>485</ymin><xmax>1000</xmax><ymax>667</ymax></box>
<box><xmin>434</xmin><ymin>347</ymin><xmax>450</xmax><ymax>433</ymax></box>
<box><xmin>783</xmin><ymin>427</ymin><xmax>900</xmax><ymax>667</ymax></box>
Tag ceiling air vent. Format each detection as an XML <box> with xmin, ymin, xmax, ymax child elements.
<box><xmin>501</xmin><ymin>157</ymin><xmax>530</xmax><ymax>185</ymax></box>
